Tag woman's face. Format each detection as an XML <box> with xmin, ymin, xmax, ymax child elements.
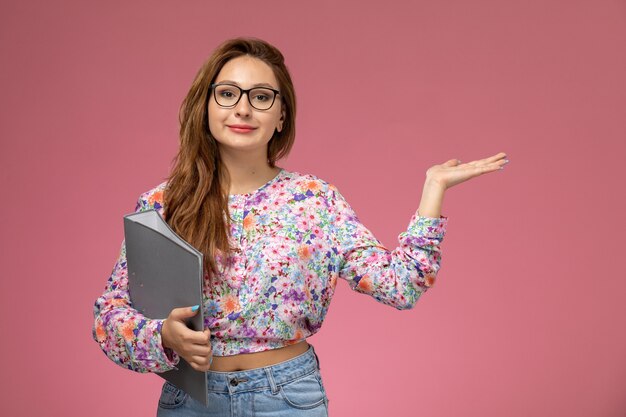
<box><xmin>208</xmin><ymin>56</ymin><xmax>285</xmax><ymax>157</ymax></box>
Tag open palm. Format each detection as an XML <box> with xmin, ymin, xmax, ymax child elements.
<box><xmin>426</xmin><ymin>152</ymin><xmax>509</xmax><ymax>190</ymax></box>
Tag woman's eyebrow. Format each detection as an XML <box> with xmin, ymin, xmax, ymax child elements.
<box><xmin>215</xmin><ymin>80</ymin><xmax>277</xmax><ymax>89</ymax></box>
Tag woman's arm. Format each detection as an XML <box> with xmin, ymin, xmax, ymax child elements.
<box><xmin>92</xmin><ymin>195</ymin><xmax>180</xmax><ymax>373</ymax></box>
<box><xmin>327</xmin><ymin>184</ymin><xmax>447</xmax><ymax>310</ymax></box>
<box><xmin>330</xmin><ymin>152</ymin><xmax>508</xmax><ymax>310</ymax></box>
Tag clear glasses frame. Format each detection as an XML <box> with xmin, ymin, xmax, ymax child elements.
<box><xmin>210</xmin><ymin>83</ymin><xmax>281</xmax><ymax>111</ymax></box>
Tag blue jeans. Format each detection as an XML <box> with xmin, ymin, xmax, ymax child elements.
<box><xmin>157</xmin><ymin>345</ymin><xmax>329</xmax><ymax>416</ymax></box>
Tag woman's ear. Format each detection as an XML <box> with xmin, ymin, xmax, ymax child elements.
<box><xmin>277</xmin><ymin>108</ymin><xmax>286</xmax><ymax>132</ymax></box>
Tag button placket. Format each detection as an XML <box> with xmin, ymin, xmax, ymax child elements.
<box><xmin>239</xmin><ymin>196</ymin><xmax>251</xmax><ymax>291</ymax></box>
<box><xmin>228</xmin><ymin>196</ymin><xmax>246</xmax><ymax>290</ymax></box>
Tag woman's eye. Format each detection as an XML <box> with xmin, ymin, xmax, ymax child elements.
<box><xmin>254</xmin><ymin>94</ymin><xmax>269</xmax><ymax>102</ymax></box>
<box><xmin>220</xmin><ymin>91</ymin><xmax>235</xmax><ymax>98</ymax></box>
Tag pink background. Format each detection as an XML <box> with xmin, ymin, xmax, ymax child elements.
<box><xmin>1</xmin><ymin>0</ymin><xmax>625</xmax><ymax>416</ymax></box>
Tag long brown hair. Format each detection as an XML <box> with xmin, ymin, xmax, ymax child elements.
<box><xmin>164</xmin><ymin>38</ymin><xmax>297</xmax><ymax>274</ymax></box>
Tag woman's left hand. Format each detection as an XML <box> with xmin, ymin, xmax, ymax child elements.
<box><xmin>425</xmin><ymin>152</ymin><xmax>509</xmax><ymax>190</ymax></box>
<box><xmin>417</xmin><ymin>152</ymin><xmax>508</xmax><ymax>218</ymax></box>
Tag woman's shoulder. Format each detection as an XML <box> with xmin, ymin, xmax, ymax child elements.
<box><xmin>136</xmin><ymin>181</ymin><xmax>168</xmax><ymax>211</ymax></box>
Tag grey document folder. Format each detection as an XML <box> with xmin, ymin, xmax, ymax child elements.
<box><xmin>124</xmin><ymin>209</ymin><xmax>208</xmax><ymax>406</ymax></box>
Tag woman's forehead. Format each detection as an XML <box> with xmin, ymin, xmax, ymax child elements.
<box><xmin>215</xmin><ymin>56</ymin><xmax>279</xmax><ymax>89</ymax></box>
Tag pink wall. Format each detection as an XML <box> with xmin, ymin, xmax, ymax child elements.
<box><xmin>1</xmin><ymin>0</ymin><xmax>624</xmax><ymax>416</ymax></box>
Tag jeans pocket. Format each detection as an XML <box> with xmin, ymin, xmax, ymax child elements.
<box><xmin>315</xmin><ymin>369</ymin><xmax>329</xmax><ymax>405</ymax></box>
<box><xmin>279</xmin><ymin>370</ymin><xmax>327</xmax><ymax>410</ymax></box>
<box><xmin>158</xmin><ymin>381</ymin><xmax>188</xmax><ymax>409</ymax></box>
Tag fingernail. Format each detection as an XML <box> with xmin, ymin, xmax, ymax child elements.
<box><xmin>191</xmin><ymin>305</ymin><xmax>200</xmax><ymax>312</ymax></box>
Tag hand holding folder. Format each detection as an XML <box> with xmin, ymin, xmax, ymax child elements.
<box><xmin>161</xmin><ymin>305</ymin><xmax>212</xmax><ymax>370</ymax></box>
<box><xmin>124</xmin><ymin>209</ymin><xmax>209</xmax><ymax>406</ymax></box>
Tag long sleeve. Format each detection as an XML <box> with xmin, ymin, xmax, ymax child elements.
<box><xmin>92</xmin><ymin>194</ymin><xmax>179</xmax><ymax>373</ymax></box>
<box><xmin>328</xmin><ymin>184</ymin><xmax>448</xmax><ymax>310</ymax></box>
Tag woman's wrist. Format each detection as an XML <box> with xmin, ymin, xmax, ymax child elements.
<box><xmin>417</xmin><ymin>179</ymin><xmax>446</xmax><ymax>218</ymax></box>
<box><xmin>161</xmin><ymin>319</ymin><xmax>172</xmax><ymax>349</ymax></box>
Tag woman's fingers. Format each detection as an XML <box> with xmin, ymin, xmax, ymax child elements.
<box><xmin>472</xmin><ymin>152</ymin><xmax>507</xmax><ymax>165</ymax></box>
<box><xmin>442</xmin><ymin>153</ymin><xmax>507</xmax><ymax>169</ymax></box>
<box><xmin>177</xmin><ymin>326</ymin><xmax>210</xmax><ymax>345</ymax></box>
<box><xmin>189</xmin><ymin>355</ymin><xmax>212</xmax><ymax>370</ymax></box>
<box><xmin>186</xmin><ymin>344</ymin><xmax>211</xmax><ymax>354</ymax></box>
<box><xmin>188</xmin><ymin>346</ymin><xmax>213</xmax><ymax>371</ymax></box>
<box><xmin>189</xmin><ymin>358</ymin><xmax>212</xmax><ymax>372</ymax></box>
<box><xmin>179</xmin><ymin>331</ymin><xmax>211</xmax><ymax>357</ymax></box>
<box><xmin>190</xmin><ymin>353</ymin><xmax>212</xmax><ymax>364</ymax></box>
<box><xmin>182</xmin><ymin>331</ymin><xmax>210</xmax><ymax>345</ymax></box>
<box><xmin>185</xmin><ymin>343</ymin><xmax>212</xmax><ymax>356</ymax></box>
<box><xmin>442</xmin><ymin>158</ymin><xmax>462</xmax><ymax>167</ymax></box>
<box><xmin>478</xmin><ymin>163</ymin><xmax>504</xmax><ymax>173</ymax></box>
<box><xmin>456</xmin><ymin>155</ymin><xmax>508</xmax><ymax>180</ymax></box>
<box><xmin>485</xmin><ymin>152</ymin><xmax>507</xmax><ymax>162</ymax></box>
<box><xmin>427</xmin><ymin>152</ymin><xmax>508</xmax><ymax>190</ymax></box>
<box><xmin>468</xmin><ymin>161</ymin><xmax>504</xmax><ymax>173</ymax></box>
<box><xmin>182</xmin><ymin>341</ymin><xmax>212</xmax><ymax>371</ymax></box>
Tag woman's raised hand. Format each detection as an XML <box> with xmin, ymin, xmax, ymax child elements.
<box><xmin>416</xmin><ymin>152</ymin><xmax>509</xmax><ymax>218</ymax></box>
<box><xmin>426</xmin><ymin>152</ymin><xmax>509</xmax><ymax>190</ymax></box>
<box><xmin>161</xmin><ymin>305</ymin><xmax>213</xmax><ymax>371</ymax></box>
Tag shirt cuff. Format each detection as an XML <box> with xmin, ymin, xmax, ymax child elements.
<box><xmin>410</xmin><ymin>212</ymin><xmax>448</xmax><ymax>237</ymax></box>
<box><xmin>154</xmin><ymin>319</ymin><xmax>180</xmax><ymax>369</ymax></box>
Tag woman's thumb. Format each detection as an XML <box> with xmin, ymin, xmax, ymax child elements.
<box><xmin>170</xmin><ymin>305</ymin><xmax>200</xmax><ymax>321</ymax></box>
<box><xmin>443</xmin><ymin>158</ymin><xmax>461</xmax><ymax>167</ymax></box>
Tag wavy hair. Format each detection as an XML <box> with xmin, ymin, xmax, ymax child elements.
<box><xmin>164</xmin><ymin>38</ymin><xmax>297</xmax><ymax>274</ymax></box>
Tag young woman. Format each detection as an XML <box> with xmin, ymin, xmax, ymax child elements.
<box><xmin>93</xmin><ymin>37</ymin><xmax>508</xmax><ymax>416</ymax></box>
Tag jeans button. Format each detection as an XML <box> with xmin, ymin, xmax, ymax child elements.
<box><xmin>230</xmin><ymin>379</ymin><xmax>238</xmax><ymax>386</ymax></box>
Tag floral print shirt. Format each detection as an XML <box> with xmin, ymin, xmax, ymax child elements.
<box><xmin>93</xmin><ymin>169</ymin><xmax>448</xmax><ymax>373</ymax></box>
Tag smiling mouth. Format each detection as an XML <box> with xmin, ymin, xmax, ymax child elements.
<box><xmin>228</xmin><ymin>125</ymin><xmax>257</xmax><ymax>133</ymax></box>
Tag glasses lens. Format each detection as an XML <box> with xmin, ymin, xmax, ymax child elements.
<box><xmin>248</xmin><ymin>88</ymin><xmax>276</xmax><ymax>110</ymax></box>
<box><xmin>214</xmin><ymin>85</ymin><xmax>241</xmax><ymax>107</ymax></box>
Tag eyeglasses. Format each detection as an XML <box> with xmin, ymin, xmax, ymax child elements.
<box><xmin>210</xmin><ymin>83</ymin><xmax>280</xmax><ymax>111</ymax></box>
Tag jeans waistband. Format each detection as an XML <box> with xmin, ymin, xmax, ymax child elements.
<box><xmin>206</xmin><ymin>345</ymin><xmax>320</xmax><ymax>394</ymax></box>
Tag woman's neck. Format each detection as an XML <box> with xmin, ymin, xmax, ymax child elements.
<box><xmin>219</xmin><ymin>148</ymin><xmax>281</xmax><ymax>195</ymax></box>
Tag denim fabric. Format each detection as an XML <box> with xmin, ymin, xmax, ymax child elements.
<box><xmin>156</xmin><ymin>345</ymin><xmax>329</xmax><ymax>416</ymax></box>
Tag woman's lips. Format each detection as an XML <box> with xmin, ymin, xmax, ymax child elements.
<box><xmin>228</xmin><ymin>125</ymin><xmax>256</xmax><ymax>133</ymax></box>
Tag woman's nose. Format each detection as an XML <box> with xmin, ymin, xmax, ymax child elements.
<box><xmin>234</xmin><ymin>92</ymin><xmax>252</xmax><ymax>117</ymax></box>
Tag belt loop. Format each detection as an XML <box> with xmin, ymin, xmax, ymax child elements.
<box><xmin>264</xmin><ymin>367</ymin><xmax>279</xmax><ymax>394</ymax></box>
